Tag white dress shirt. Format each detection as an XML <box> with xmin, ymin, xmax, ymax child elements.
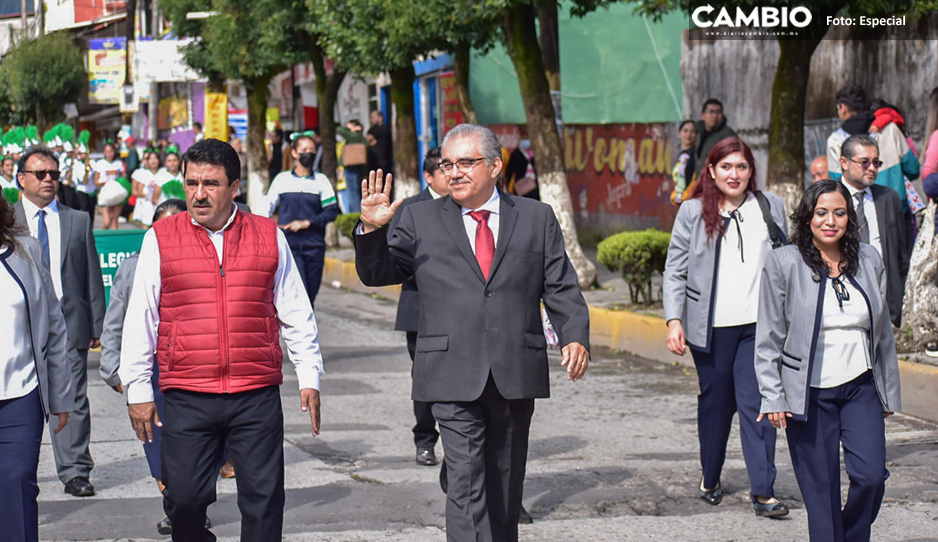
<box><xmin>119</xmin><ymin>206</ymin><xmax>325</xmax><ymax>404</ymax></box>
<box><xmin>0</xmin><ymin>245</ymin><xmax>39</xmax><ymax>400</ymax></box>
<box><xmin>712</xmin><ymin>192</ymin><xmax>770</xmax><ymax>327</ymax></box>
<box><xmin>460</xmin><ymin>188</ymin><xmax>501</xmax><ymax>254</ymax></box>
<box><xmin>21</xmin><ymin>197</ymin><xmax>63</xmax><ymax>299</ymax></box>
<box><xmin>811</xmin><ymin>277</ymin><xmax>872</xmax><ymax>388</ymax></box>
<box><xmin>356</xmin><ymin>187</ymin><xmax>500</xmax><ymax>253</ymax></box>
<box><xmin>843</xmin><ymin>183</ymin><xmax>882</xmax><ymax>256</ymax></box>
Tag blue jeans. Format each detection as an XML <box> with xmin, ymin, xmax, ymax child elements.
<box><xmin>344</xmin><ymin>167</ymin><xmax>363</xmax><ymax>213</ymax></box>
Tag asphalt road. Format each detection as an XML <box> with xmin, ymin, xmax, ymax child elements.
<box><xmin>38</xmin><ymin>285</ymin><xmax>938</xmax><ymax>541</ymax></box>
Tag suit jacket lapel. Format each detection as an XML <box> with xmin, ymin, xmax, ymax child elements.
<box><xmin>59</xmin><ymin>207</ymin><xmax>73</xmax><ymax>264</ymax></box>
<box><xmin>13</xmin><ymin>201</ymin><xmax>27</xmax><ymax>226</ymax></box>
<box><xmin>488</xmin><ymin>192</ymin><xmax>517</xmax><ymax>281</ymax></box>
<box><xmin>872</xmin><ymin>189</ymin><xmax>888</xmax><ymax>246</ymax></box>
<box><xmin>441</xmin><ymin>197</ymin><xmax>486</xmax><ymax>284</ymax></box>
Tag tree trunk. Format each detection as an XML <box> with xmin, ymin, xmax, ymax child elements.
<box><xmin>503</xmin><ymin>4</ymin><xmax>596</xmax><ymax>289</ymax></box>
<box><xmin>453</xmin><ymin>42</ymin><xmax>478</xmax><ymax>124</ymax></box>
<box><xmin>899</xmin><ymin>202</ymin><xmax>938</xmax><ymax>355</ymax></box>
<box><xmin>310</xmin><ymin>44</ymin><xmax>346</xmax><ymax>187</ymax></box>
<box><xmin>766</xmin><ymin>37</ymin><xmax>823</xmax><ymax>215</ymax></box>
<box><xmin>389</xmin><ymin>65</ymin><xmax>420</xmax><ymax>200</ymax></box>
<box><xmin>245</xmin><ymin>76</ymin><xmax>271</xmax><ymax>213</ymax></box>
<box><xmin>537</xmin><ymin>0</ymin><xmax>560</xmax><ymax>92</ymax></box>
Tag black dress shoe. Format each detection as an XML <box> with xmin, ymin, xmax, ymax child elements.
<box><xmin>753</xmin><ymin>499</ymin><xmax>790</xmax><ymax>518</ymax></box>
<box><xmin>416</xmin><ymin>448</ymin><xmax>438</xmax><ymax>466</ymax></box>
<box><xmin>518</xmin><ymin>506</ymin><xmax>533</xmax><ymax>524</ymax></box>
<box><xmin>64</xmin><ymin>477</ymin><xmax>96</xmax><ymax>497</ymax></box>
<box><xmin>157</xmin><ymin>516</ymin><xmax>172</xmax><ymax>535</ymax></box>
<box><xmin>698</xmin><ymin>481</ymin><xmax>722</xmax><ymax>505</ymax></box>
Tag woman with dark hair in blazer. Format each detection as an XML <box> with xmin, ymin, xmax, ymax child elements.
<box><xmin>755</xmin><ymin>180</ymin><xmax>901</xmax><ymax>542</ymax></box>
<box><xmin>0</xmin><ymin>197</ymin><xmax>73</xmax><ymax>542</ymax></box>
<box><xmin>663</xmin><ymin>137</ymin><xmax>790</xmax><ymax>517</ymax></box>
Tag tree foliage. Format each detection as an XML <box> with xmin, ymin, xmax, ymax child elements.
<box><xmin>0</xmin><ymin>32</ymin><xmax>85</xmax><ymax>127</ymax></box>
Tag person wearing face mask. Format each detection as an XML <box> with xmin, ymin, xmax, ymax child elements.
<box><xmin>265</xmin><ymin>133</ymin><xmax>339</xmax><ymax>308</ymax></box>
<box><xmin>755</xmin><ymin>180</ymin><xmax>900</xmax><ymax>542</ymax></box>
<box><xmin>663</xmin><ymin>137</ymin><xmax>790</xmax><ymax>518</ymax></box>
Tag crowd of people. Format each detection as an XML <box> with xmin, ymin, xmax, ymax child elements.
<box><xmin>664</xmin><ymin>83</ymin><xmax>938</xmax><ymax>542</ymax></box>
<box><xmin>2</xmin><ymin>80</ymin><xmax>937</xmax><ymax>541</ymax></box>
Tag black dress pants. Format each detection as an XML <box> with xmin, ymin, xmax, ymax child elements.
<box><xmin>432</xmin><ymin>375</ymin><xmax>535</xmax><ymax>542</ymax></box>
<box><xmin>162</xmin><ymin>386</ymin><xmax>285</xmax><ymax>542</ymax></box>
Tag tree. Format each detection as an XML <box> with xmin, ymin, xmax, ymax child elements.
<box><xmin>311</xmin><ymin>0</ymin><xmax>434</xmax><ymax>199</ymax></box>
<box><xmin>496</xmin><ymin>0</ymin><xmax>602</xmax><ymax>288</ymax></box>
<box><xmin>0</xmin><ymin>32</ymin><xmax>85</xmax><ymax>129</ymax></box>
<box><xmin>162</xmin><ymin>0</ymin><xmax>306</xmax><ymax>209</ymax></box>
<box><xmin>629</xmin><ymin>0</ymin><xmax>934</xmax><ymax>212</ymax></box>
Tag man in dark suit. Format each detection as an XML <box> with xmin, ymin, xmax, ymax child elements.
<box><xmin>15</xmin><ymin>146</ymin><xmax>106</xmax><ymax>497</ymax></box>
<box><xmin>390</xmin><ymin>147</ymin><xmax>448</xmax><ymax>466</ymax></box>
<box><xmin>839</xmin><ymin>134</ymin><xmax>913</xmax><ymax>327</ymax></box>
<box><xmin>355</xmin><ymin>124</ymin><xmax>590</xmax><ymax>542</ymax></box>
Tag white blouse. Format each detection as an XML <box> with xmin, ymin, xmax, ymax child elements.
<box><xmin>712</xmin><ymin>192</ymin><xmax>771</xmax><ymax>327</ymax></box>
<box><xmin>810</xmin><ymin>276</ymin><xmax>872</xmax><ymax>389</ymax></box>
<box><xmin>0</xmin><ymin>245</ymin><xmax>38</xmax><ymax>400</ymax></box>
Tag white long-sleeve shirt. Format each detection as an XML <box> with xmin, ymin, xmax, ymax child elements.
<box><xmin>119</xmin><ymin>206</ymin><xmax>324</xmax><ymax>404</ymax></box>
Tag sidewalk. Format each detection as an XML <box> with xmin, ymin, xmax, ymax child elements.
<box><xmin>324</xmin><ymin>245</ymin><xmax>938</xmax><ymax>424</ymax></box>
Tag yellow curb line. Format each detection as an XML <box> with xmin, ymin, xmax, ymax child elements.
<box><xmin>324</xmin><ymin>256</ymin><xmax>938</xmax><ymax>423</ymax></box>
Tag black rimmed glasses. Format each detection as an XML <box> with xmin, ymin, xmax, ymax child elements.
<box><xmin>439</xmin><ymin>157</ymin><xmax>486</xmax><ymax>175</ymax></box>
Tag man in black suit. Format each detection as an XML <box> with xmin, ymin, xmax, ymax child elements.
<box><xmin>390</xmin><ymin>147</ymin><xmax>448</xmax><ymax>466</ymax></box>
<box><xmin>355</xmin><ymin>124</ymin><xmax>590</xmax><ymax>542</ymax></box>
<box><xmin>15</xmin><ymin>146</ymin><xmax>106</xmax><ymax>497</ymax></box>
<box><xmin>839</xmin><ymin>134</ymin><xmax>913</xmax><ymax>327</ymax></box>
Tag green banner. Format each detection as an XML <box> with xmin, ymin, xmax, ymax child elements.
<box><xmin>94</xmin><ymin>229</ymin><xmax>146</xmax><ymax>305</ymax></box>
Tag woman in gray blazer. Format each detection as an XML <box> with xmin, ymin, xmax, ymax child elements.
<box><xmin>0</xmin><ymin>198</ymin><xmax>73</xmax><ymax>542</ymax></box>
<box><xmin>755</xmin><ymin>180</ymin><xmax>901</xmax><ymax>542</ymax></box>
<box><xmin>663</xmin><ymin>137</ymin><xmax>789</xmax><ymax>517</ymax></box>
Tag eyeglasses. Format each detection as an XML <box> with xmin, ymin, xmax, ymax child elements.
<box><xmin>23</xmin><ymin>169</ymin><xmax>61</xmax><ymax>181</ymax></box>
<box><xmin>439</xmin><ymin>157</ymin><xmax>486</xmax><ymax>174</ymax></box>
<box><xmin>849</xmin><ymin>158</ymin><xmax>883</xmax><ymax>170</ymax></box>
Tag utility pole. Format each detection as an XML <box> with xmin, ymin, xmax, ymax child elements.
<box><xmin>20</xmin><ymin>0</ymin><xmax>27</xmax><ymax>42</ymax></box>
<box><xmin>37</xmin><ymin>0</ymin><xmax>44</xmax><ymax>36</ymax></box>
<box><xmin>149</xmin><ymin>0</ymin><xmax>159</xmax><ymax>142</ymax></box>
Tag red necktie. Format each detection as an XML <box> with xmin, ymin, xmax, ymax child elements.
<box><xmin>469</xmin><ymin>210</ymin><xmax>495</xmax><ymax>280</ymax></box>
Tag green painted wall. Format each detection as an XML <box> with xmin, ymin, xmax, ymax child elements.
<box><xmin>470</xmin><ymin>3</ymin><xmax>688</xmax><ymax>125</ymax></box>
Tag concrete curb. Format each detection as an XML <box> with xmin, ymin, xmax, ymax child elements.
<box><xmin>323</xmin><ymin>256</ymin><xmax>938</xmax><ymax>423</ymax></box>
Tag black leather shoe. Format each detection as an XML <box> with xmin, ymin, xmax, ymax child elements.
<box><xmin>698</xmin><ymin>481</ymin><xmax>722</xmax><ymax>505</ymax></box>
<box><xmin>416</xmin><ymin>448</ymin><xmax>438</xmax><ymax>466</ymax></box>
<box><xmin>64</xmin><ymin>477</ymin><xmax>96</xmax><ymax>497</ymax></box>
<box><xmin>157</xmin><ymin>516</ymin><xmax>172</xmax><ymax>535</ymax></box>
<box><xmin>205</xmin><ymin>516</ymin><xmax>213</xmax><ymax>529</ymax></box>
<box><xmin>518</xmin><ymin>506</ymin><xmax>533</xmax><ymax>524</ymax></box>
<box><xmin>753</xmin><ymin>499</ymin><xmax>790</xmax><ymax>518</ymax></box>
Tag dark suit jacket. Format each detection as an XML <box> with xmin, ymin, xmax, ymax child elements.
<box><xmin>355</xmin><ymin>190</ymin><xmax>590</xmax><ymax>403</ymax></box>
<box><xmin>15</xmin><ymin>201</ymin><xmax>106</xmax><ymax>348</ymax></box>
<box><xmin>870</xmin><ymin>184</ymin><xmax>912</xmax><ymax>327</ymax></box>
<box><xmin>390</xmin><ymin>188</ymin><xmax>434</xmax><ymax>332</ymax></box>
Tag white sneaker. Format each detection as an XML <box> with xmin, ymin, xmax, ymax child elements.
<box><xmin>926</xmin><ymin>342</ymin><xmax>938</xmax><ymax>358</ymax></box>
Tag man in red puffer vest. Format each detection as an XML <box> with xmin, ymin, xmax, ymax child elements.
<box><xmin>119</xmin><ymin>139</ymin><xmax>324</xmax><ymax>542</ymax></box>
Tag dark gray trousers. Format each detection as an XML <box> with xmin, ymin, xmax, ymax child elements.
<box><xmin>48</xmin><ymin>346</ymin><xmax>93</xmax><ymax>483</ymax></box>
<box><xmin>432</xmin><ymin>376</ymin><xmax>534</xmax><ymax>542</ymax></box>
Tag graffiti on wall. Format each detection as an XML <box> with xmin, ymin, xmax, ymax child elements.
<box><xmin>563</xmin><ymin>123</ymin><xmax>676</xmax><ymax>230</ymax></box>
